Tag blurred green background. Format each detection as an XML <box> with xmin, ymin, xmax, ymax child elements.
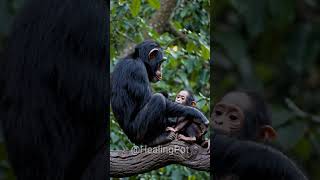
<box><xmin>212</xmin><ymin>0</ymin><xmax>320</xmax><ymax>179</ymax></box>
<box><xmin>110</xmin><ymin>0</ymin><xmax>210</xmax><ymax>179</ymax></box>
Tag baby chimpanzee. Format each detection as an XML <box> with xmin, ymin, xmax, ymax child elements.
<box><xmin>166</xmin><ymin>90</ymin><xmax>209</xmax><ymax>147</ymax></box>
<box><xmin>211</xmin><ymin>90</ymin><xmax>307</xmax><ymax>180</ymax></box>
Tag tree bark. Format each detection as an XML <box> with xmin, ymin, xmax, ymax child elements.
<box><xmin>150</xmin><ymin>0</ymin><xmax>188</xmax><ymax>43</ymax></box>
<box><xmin>110</xmin><ymin>140</ymin><xmax>210</xmax><ymax>177</ymax></box>
<box><xmin>149</xmin><ymin>0</ymin><xmax>177</xmax><ymax>34</ymax></box>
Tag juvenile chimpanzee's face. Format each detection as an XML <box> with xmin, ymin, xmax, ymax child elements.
<box><xmin>175</xmin><ymin>90</ymin><xmax>189</xmax><ymax>105</ymax></box>
<box><xmin>212</xmin><ymin>92</ymin><xmax>251</xmax><ymax>136</ymax></box>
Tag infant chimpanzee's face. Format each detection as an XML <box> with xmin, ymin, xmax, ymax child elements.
<box><xmin>212</xmin><ymin>92</ymin><xmax>249</xmax><ymax>136</ymax></box>
<box><xmin>175</xmin><ymin>90</ymin><xmax>189</xmax><ymax>105</ymax></box>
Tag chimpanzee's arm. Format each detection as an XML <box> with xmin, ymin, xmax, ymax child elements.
<box><xmin>175</xmin><ymin>118</ymin><xmax>189</xmax><ymax>131</ymax></box>
<box><xmin>124</xmin><ymin>60</ymin><xmax>152</xmax><ymax>99</ymax></box>
<box><xmin>212</xmin><ymin>134</ymin><xmax>307</xmax><ymax>180</ymax></box>
<box><xmin>165</xmin><ymin>99</ymin><xmax>209</xmax><ymax>125</ymax></box>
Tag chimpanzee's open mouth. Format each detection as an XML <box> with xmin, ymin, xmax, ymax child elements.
<box><xmin>155</xmin><ymin>64</ymin><xmax>162</xmax><ymax>81</ymax></box>
<box><xmin>156</xmin><ymin>76</ymin><xmax>162</xmax><ymax>80</ymax></box>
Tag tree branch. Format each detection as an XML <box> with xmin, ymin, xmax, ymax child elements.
<box><xmin>149</xmin><ymin>0</ymin><xmax>178</xmax><ymax>34</ymax></box>
<box><xmin>110</xmin><ymin>140</ymin><xmax>210</xmax><ymax>177</ymax></box>
<box><xmin>150</xmin><ymin>0</ymin><xmax>188</xmax><ymax>43</ymax></box>
<box><xmin>285</xmin><ymin>98</ymin><xmax>320</xmax><ymax>123</ymax></box>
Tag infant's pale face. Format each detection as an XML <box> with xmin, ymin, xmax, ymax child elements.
<box><xmin>175</xmin><ymin>90</ymin><xmax>189</xmax><ymax>104</ymax></box>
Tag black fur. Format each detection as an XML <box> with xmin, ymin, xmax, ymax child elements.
<box><xmin>176</xmin><ymin>90</ymin><xmax>207</xmax><ymax>146</ymax></box>
<box><xmin>212</xmin><ymin>134</ymin><xmax>308</xmax><ymax>180</ymax></box>
<box><xmin>240</xmin><ymin>90</ymin><xmax>273</xmax><ymax>140</ymax></box>
<box><xmin>111</xmin><ymin>40</ymin><xmax>209</xmax><ymax>146</ymax></box>
<box><xmin>184</xmin><ymin>89</ymin><xmax>195</xmax><ymax>106</ymax></box>
<box><xmin>0</xmin><ymin>0</ymin><xmax>108</xmax><ymax>179</ymax></box>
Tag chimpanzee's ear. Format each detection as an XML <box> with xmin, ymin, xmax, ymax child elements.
<box><xmin>148</xmin><ymin>48</ymin><xmax>159</xmax><ymax>60</ymax></box>
<box><xmin>259</xmin><ymin>125</ymin><xmax>277</xmax><ymax>141</ymax></box>
<box><xmin>191</xmin><ymin>101</ymin><xmax>197</xmax><ymax>107</ymax></box>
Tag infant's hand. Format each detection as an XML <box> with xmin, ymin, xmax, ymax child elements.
<box><xmin>166</xmin><ymin>127</ymin><xmax>177</xmax><ymax>132</ymax></box>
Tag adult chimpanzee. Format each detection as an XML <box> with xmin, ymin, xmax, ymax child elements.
<box><xmin>0</xmin><ymin>0</ymin><xmax>108</xmax><ymax>179</ymax></box>
<box><xmin>211</xmin><ymin>91</ymin><xmax>307</xmax><ymax>180</ymax></box>
<box><xmin>111</xmin><ymin>40</ymin><xmax>209</xmax><ymax>146</ymax></box>
<box><xmin>166</xmin><ymin>90</ymin><xmax>208</xmax><ymax>147</ymax></box>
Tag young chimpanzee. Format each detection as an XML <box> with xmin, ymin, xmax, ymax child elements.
<box><xmin>212</xmin><ymin>90</ymin><xmax>277</xmax><ymax>141</ymax></box>
<box><xmin>166</xmin><ymin>90</ymin><xmax>208</xmax><ymax>147</ymax></box>
<box><xmin>211</xmin><ymin>91</ymin><xmax>307</xmax><ymax>180</ymax></box>
<box><xmin>111</xmin><ymin>40</ymin><xmax>209</xmax><ymax>147</ymax></box>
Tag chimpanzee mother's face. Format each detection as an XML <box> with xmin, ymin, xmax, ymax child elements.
<box><xmin>147</xmin><ymin>47</ymin><xmax>164</xmax><ymax>82</ymax></box>
<box><xmin>136</xmin><ymin>40</ymin><xmax>164</xmax><ymax>83</ymax></box>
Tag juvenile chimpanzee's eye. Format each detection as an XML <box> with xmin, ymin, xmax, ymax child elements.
<box><xmin>230</xmin><ymin>115</ymin><xmax>238</xmax><ymax>121</ymax></box>
<box><xmin>148</xmin><ymin>48</ymin><xmax>159</xmax><ymax>60</ymax></box>
<box><xmin>181</xmin><ymin>97</ymin><xmax>185</xmax><ymax>100</ymax></box>
<box><xmin>215</xmin><ymin>110</ymin><xmax>222</xmax><ymax>116</ymax></box>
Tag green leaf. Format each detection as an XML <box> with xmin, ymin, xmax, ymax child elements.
<box><xmin>130</xmin><ymin>0</ymin><xmax>141</xmax><ymax>17</ymax></box>
<box><xmin>271</xmin><ymin>107</ymin><xmax>295</xmax><ymax>127</ymax></box>
<box><xmin>201</xmin><ymin>44</ymin><xmax>210</xmax><ymax>60</ymax></box>
<box><xmin>186</xmin><ymin>41</ymin><xmax>196</xmax><ymax>53</ymax></box>
<box><xmin>268</xmin><ymin>0</ymin><xmax>295</xmax><ymax>27</ymax></box>
<box><xmin>147</xmin><ymin>0</ymin><xmax>161</xmax><ymax>9</ymax></box>
<box><xmin>293</xmin><ymin>138</ymin><xmax>311</xmax><ymax>161</ymax></box>
<box><xmin>172</xmin><ymin>21</ymin><xmax>182</xmax><ymax>30</ymax></box>
<box><xmin>277</xmin><ymin>121</ymin><xmax>306</xmax><ymax>149</ymax></box>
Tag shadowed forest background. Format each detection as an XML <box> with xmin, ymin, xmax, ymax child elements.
<box><xmin>212</xmin><ymin>0</ymin><xmax>320</xmax><ymax>179</ymax></box>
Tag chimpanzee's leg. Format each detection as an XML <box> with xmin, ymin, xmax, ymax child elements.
<box><xmin>177</xmin><ymin>123</ymin><xmax>200</xmax><ymax>143</ymax></box>
<box><xmin>166</xmin><ymin>118</ymin><xmax>189</xmax><ymax>133</ymax></box>
<box><xmin>177</xmin><ymin>134</ymin><xmax>196</xmax><ymax>143</ymax></box>
<box><xmin>134</xmin><ymin>93</ymin><xmax>176</xmax><ymax>146</ymax></box>
<box><xmin>147</xmin><ymin>131</ymin><xmax>176</xmax><ymax>147</ymax></box>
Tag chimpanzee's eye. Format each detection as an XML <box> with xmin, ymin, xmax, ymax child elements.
<box><xmin>215</xmin><ymin>110</ymin><xmax>222</xmax><ymax>116</ymax></box>
<box><xmin>230</xmin><ymin>115</ymin><xmax>238</xmax><ymax>121</ymax></box>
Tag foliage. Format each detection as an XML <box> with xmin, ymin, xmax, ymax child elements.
<box><xmin>111</xmin><ymin>0</ymin><xmax>210</xmax><ymax>179</ymax></box>
<box><xmin>213</xmin><ymin>0</ymin><xmax>320</xmax><ymax>179</ymax></box>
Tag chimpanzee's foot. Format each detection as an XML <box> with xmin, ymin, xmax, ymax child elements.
<box><xmin>147</xmin><ymin>132</ymin><xmax>177</xmax><ymax>147</ymax></box>
<box><xmin>177</xmin><ymin>134</ymin><xmax>196</xmax><ymax>143</ymax></box>
<box><xmin>166</xmin><ymin>127</ymin><xmax>177</xmax><ymax>132</ymax></box>
<box><xmin>201</xmin><ymin>140</ymin><xmax>209</xmax><ymax>148</ymax></box>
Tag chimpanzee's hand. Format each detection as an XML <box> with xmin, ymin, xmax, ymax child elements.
<box><xmin>166</xmin><ymin>127</ymin><xmax>177</xmax><ymax>132</ymax></box>
<box><xmin>201</xmin><ymin>140</ymin><xmax>209</xmax><ymax>149</ymax></box>
<box><xmin>189</xmin><ymin>107</ymin><xmax>209</xmax><ymax>126</ymax></box>
<box><xmin>199</xmin><ymin>123</ymin><xmax>208</xmax><ymax>135</ymax></box>
<box><xmin>167</xmin><ymin>131</ymin><xmax>177</xmax><ymax>140</ymax></box>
